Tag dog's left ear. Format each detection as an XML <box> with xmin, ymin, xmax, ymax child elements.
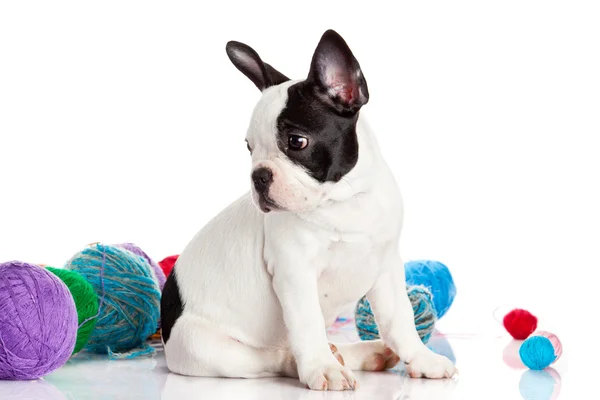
<box><xmin>226</xmin><ymin>41</ymin><xmax>289</xmax><ymax>91</ymax></box>
<box><xmin>307</xmin><ymin>30</ymin><xmax>369</xmax><ymax>114</ymax></box>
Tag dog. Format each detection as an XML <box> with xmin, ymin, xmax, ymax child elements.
<box><xmin>161</xmin><ymin>29</ymin><xmax>456</xmax><ymax>391</ymax></box>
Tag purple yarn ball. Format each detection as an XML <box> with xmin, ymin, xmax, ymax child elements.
<box><xmin>0</xmin><ymin>261</ymin><xmax>78</xmax><ymax>380</ymax></box>
<box><xmin>116</xmin><ymin>243</ymin><xmax>166</xmax><ymax>291</ymax></box>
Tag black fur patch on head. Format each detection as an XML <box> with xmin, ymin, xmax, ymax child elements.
<box><xmin>276</xmin><ymin>81</ymin><xmax>359</xmax><ymax>183</ymax></box>
<box><xmin>160</xmin><ymin>269</ymin><xmax>183</xmax><ymax>344</ymax></box>
<box><xmin>275</xmin><ymin>30</ymin><xmax>368</xmax><ymax>184</ymax></box>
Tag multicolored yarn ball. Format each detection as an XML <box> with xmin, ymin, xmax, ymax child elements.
<box><xmin>519</xmin><ymin>331</ymin><xmax>562</xmax><ymax>370</ymax></box>
<box><xmin>405</xmin><ymin>260</ymin><xmax>456</xmax><ymax>319</ymax></box>
<box><xmin>355</xmin><ymin>286</ymin><xmax>437</xmax><ymax>343</ymax></box>
<box><xmin>45</xmin><ymin>267</ymin><xmax>99</xmax><ymax>355</ymax></box>
<box><xmin>64</xmin><ymin>244</ymin><xmax>161</xmax><ymax>358</ymax></box>
<box><xmin>503</xmin><ymin>308</ymin><xmax>538</xmax><ymax>340</ymax></box>
<box><xmin>116</xmin><ymin>243</ymin><xmax>166</xmax><ymax>291</ymax></box>
<box><xmin>0</xmin><ymin>261</ymin><xmax>78</xmax><ymax>380</ymax></box>
<box><xmin>158</xmin><ymin>254</ymin><xmax>178</xmax><ymax>278</ymax></box>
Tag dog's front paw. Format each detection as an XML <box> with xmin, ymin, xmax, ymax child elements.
<box><xmin>406</xmin><ymin>349</ymin><xmax>456</xmax><ymax>379</ymax></box>
<box><xmin>299</xmin><ymin>361</ymin><xmax>357</xmax><ymax>391</ymax></box>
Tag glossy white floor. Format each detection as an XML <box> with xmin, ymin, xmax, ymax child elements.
<box><xmin>0</xmin><ymin>316</ymin><xmax>570</xmax><ymax>400</ymax></box>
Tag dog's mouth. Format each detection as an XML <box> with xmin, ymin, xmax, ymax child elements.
<box><xmin>258</xmin><ymin>195</ymin><xmax>282</xmax><ymax>213</ymax></box>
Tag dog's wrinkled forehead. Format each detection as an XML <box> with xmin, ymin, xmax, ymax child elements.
<box><xmin>227</xmin><ymin>30</ymin><xmax>369</xmax><ymax>183</ymax></box>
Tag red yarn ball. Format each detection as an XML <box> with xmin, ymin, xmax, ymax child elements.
<box><xmin>503</xmin><ymin>309</ymin><xmax>538</xmax><ymax>340</ymax></box>
<box><xmin>159</xmin><ymin>255</ymin><xmax>179</xmax><ymax>277</ymax></box>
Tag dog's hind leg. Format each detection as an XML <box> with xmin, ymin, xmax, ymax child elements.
<box><xmin>164</xmin><ymin>314</ymin><xmax>297</xmax><ymax>378</ymax></box>
<box><xmin>332</xmin><ymin>340</ymin><xmax>400</xmax><ymax>371</ymax></box>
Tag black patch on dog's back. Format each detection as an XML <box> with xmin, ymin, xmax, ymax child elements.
<box><xmin>160</xmin><ymin>268</ymin><xmax>183</xmax><ymax>344</ymax></box>
<box><xmin>276</xmin><ymin>81</ymin><xmax>359</xmax><ymax>183</ymax></box>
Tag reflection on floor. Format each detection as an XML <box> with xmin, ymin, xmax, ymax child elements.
<box><xmin>0</xmin><ymin>318</ymin><xmax>567</xmax><ymax>400</ymax></box>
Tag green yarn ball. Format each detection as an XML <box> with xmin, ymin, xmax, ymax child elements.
<box><xmin>46</xmin><ymin>267</ymin><xmax>99</xmax><ymax>354</ymax></box>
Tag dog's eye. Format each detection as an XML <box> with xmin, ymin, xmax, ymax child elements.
<box><xmin>245</xmin><ymin>140</ymin><xmax>252</xmax><ymax>153</ymax></box>
<box><xmin>288</xmin><ymin>135</ymin><xmax>308</xmax><ymax>150</ymax></box>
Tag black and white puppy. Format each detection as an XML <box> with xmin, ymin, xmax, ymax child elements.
<box><xmin>161</xmin><ymin>30</ymin><xmax>456</xmax><ymax>391</ymax></box>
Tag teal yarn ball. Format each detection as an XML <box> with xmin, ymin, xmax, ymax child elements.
<box><xmin>355</xmin><ymin>286</ymin><xmax>437</xmax><ymax>343</ymax></box>
<box><xmin>64</xmin><ymin>244</ymin><xmax>160</xmax><ymax>355</ymax></box>
<box><xmin>405</xmin><ymin>260</ymin><xmax>456</xmax><ymax>319</ymax></box>
<box><xmin>519</xmin><ymin>336</ymin><xmax>559</xmax><ymax>370</ymax></box>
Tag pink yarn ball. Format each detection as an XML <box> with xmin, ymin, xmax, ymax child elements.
<box><xmin>535</xmin><ymin>331</ymin><xmax>562</xmax><ymax>359</ymax></box>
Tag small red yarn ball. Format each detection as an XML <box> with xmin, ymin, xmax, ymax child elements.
<box><xmin>503</xmin><ymin>309</ymin><xmax>538</xmax><ymax>340</ymax></box>
<box><xmin>159</xmin><ymin>255</ymin><xmax>179</xmax><ymax>278</ymax></box>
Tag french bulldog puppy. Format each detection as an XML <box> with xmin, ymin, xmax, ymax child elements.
<box><xmin>161</xmin><ymin>29</ymin><xmax>456</xmax><ymax>391</ymax></box>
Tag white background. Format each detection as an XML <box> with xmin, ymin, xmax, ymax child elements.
<box><xmin>1</xmin><ymin>1</ymin><xmax>598</xmax><ymax>396</ymax></box>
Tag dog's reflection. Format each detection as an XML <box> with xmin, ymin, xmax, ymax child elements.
<box><xmin>162</xmin><ymin>373</ymin><xmax>388</xmax><ymax>400</ymax></box>
<box><xmin>162</xmin><ymin>371</ymin><xmax>457</xmax><ymax>400</ymax></box>
<box><xmin>395</xmin><ymin>376</ymin><xmax>457</xmax><ymax>400</ymax></box>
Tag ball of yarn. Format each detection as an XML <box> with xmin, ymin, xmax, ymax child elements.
<box><xmin>0</xmin><ymin>261</ymin><xmax>78</xmax><ymax>380</ymax></box>
<box><xmin>158</xmin><ymin>255</ymin><xmax>178</xmax><ymax>278</ymax></box>
<box><xmin>519</xmin><ymin>331</ymin><xmax>562</xmax><ymax>370</ymax></box>
<box><xmin>405</xmin><ymin>260</ymin><xmax>456</xmax><ymax>319</ymax></box>
<box><xmin>116</xmin><ymin>243</ymin><xmax>166</xmax><ymax>291</ymax></box>
<box><xmin>355</xmin><ymin>286</ymin><xmax>437</xmax><ymax>343</ymax></box>
<box><xmin>46</xmin><ymin>267</ymin><xmax>99</xmax><ymax>354</ymax></box>
<box><xmin>65</xmin><ymin>244</ymin><xmax>160</xmax><ymax>356</ymax></box>
<box><xmin>503</xmin><ymin>308</ymin><xmax>538</xmax><ymax>340</ymax></box>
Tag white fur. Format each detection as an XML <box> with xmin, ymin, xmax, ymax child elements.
<box><xmin>164</xmin><ymin>81</ymin><xmax>456</xmax><ymax>390</ymax></box>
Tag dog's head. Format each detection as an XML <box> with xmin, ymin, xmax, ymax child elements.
<box><xmin>226</xmin><ymin>30</ymin><xmax>369</xmax><ymax>213</ymax></box>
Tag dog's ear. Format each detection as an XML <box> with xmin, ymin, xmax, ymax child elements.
<box><xmin>307</xmin><ymin>30</ymin><xmax>369</xmax><ymax>113</ymax></box>
<box><xmin>226</xmin><ymin>41</ymin><xmax>289</xmax><ymax>91</ymax></box>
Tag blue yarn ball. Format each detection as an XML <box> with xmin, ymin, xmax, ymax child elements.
<box><xmin>519</xmin><ymin>336</ymin><xmax>557</xmax><ymax>370</ymax></box>
<box><xmin>65</xmin><ymin>244</ymin><xmax>160</xmax><ymax>355</ymax></box>
<box><xmin>355</xmin><ymin>286</ymin><xmax>437</xmax><ymax>343</ymax></box>
<box><xmin>405</xmin><ymin>260</ymin><xmax>456</xmax><ymax>319</ymax></box>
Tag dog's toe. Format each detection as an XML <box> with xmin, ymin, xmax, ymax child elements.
<box><xmin>301</xmin><ymin>363</ymin><xmax>357</xmax><ymax>391</ymax></box>
<box><xmin>406</xmin><ymin>349</ymin><xmax>456</xmax><ymax>379</ymax></box>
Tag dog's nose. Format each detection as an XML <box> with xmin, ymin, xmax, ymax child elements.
<box><xmin>252</xmin><ymin>167</ymin><xmax>273</xmax><ymax>192</ymax></box>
